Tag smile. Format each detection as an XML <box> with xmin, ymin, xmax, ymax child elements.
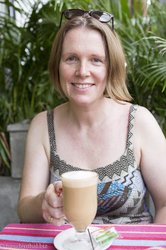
<box><xmin>72</xmin><ymin>83</ymin><xmax>94</xmax><ymax>89</ymax></box>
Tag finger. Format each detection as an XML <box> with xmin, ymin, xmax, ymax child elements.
<box><xmin>45</xmin><ymin>184</ymin><xmax>63</xmax><ymax>208</ymax></box>
<box><xmin>47</xmin><ymin>205</ymin><xmax>64</xmax><ymax>219</ymax></box>
<box><xmin>53</xmin><ymin>181</ymin><xmax>63</xmax><ymax>197</ymax></box>
<box><xmin>43</xmin><ymin>211</ymin><xmax>65</xmax><ymax>225</ymax></box>
<box><xmin>54</xmin><ymin>217</ymin><xmax>65</xmax><ymax>226</ymax></box>
<box><xmin>42</xmin><ymin>200</ymin><xmax>64</xmax><ymax>222</ymax></box>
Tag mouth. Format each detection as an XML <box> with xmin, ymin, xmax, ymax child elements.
<box><xmin>71</xmin><ymin>83</ymin><xmax>94</xmax><ymax>89</ymax></box>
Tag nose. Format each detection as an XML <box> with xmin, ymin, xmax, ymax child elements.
<box><xmin>75</xmin><ymin>61</ymin><xmax>90</xmax><ymax>77</ymax></box>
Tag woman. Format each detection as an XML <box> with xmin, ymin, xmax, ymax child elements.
<box><xmin>17</xmin><ymin>9</ymin><xmax>166</xmax><ymax>224</ymax></box>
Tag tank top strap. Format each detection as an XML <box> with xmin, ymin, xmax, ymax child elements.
<box><xmin>126</xmin><ymin>104</ymin><xmax>138</xmax><ymax>150</ymax></box>
<box><xmin>47</xmin><ymin>109</ymin><xmax>57</xmax><ymax>160</ymax></box>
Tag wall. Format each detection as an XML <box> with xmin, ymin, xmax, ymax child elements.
<box><xmin>0</xmin><ymin>177</ymin><xmax>20</xmax><ymax>230</ymax></box>
<box><xmin>0</xmin><ymin>121</ymin><xmax>29</xmax><ymax>230</ymax></box>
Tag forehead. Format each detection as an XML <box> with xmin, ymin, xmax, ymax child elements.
<box><xmin>62</xmin><ymin>27</ymin><xmax>106</xmax><ymax>54</ymax></box>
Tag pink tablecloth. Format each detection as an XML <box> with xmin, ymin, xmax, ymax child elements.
<box><xmin>0</xmin><ymin>223</ymin><xmax>166</xmax><ymax>250</ymax></box>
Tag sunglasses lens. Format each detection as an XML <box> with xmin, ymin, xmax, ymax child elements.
<box><xmin>99</xmin><ymin>13</ymin><xmax>112</xmax><ymax>22</ymax></box>
<box><xmin>90</xmin><ymin>11</ymin><xmax>102</xmax><ymax>20</ymax></box>
<box><xmin>64</xmin><ymin>9</ymin><xmax>85</xmax><ymax>19</ymax></box>
<box><xmin>91</xmin><ymin>11</ymin><xmax>112</xmax><ymax>23</ymax></box>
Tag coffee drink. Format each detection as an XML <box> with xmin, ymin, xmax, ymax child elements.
<box><xmin>61</xmin><ymin>171</ymin><xmax>98</xmax><ymax>232</ymax></box>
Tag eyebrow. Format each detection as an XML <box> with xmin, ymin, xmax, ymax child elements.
<box><xmin>62</xmin><ymin>52</ymin><xmax>106</xmax><ymax>59</ymax></box>
<box><xmin>91</xmin><ymin>54</ymin><xmax>106</xmax><ymax>60</ymax></box>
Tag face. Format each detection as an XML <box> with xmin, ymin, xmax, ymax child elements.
<box><xmin>59</xmin><ymin>27</ymin><xmax>108</xmax><ymax>107</ymax></box>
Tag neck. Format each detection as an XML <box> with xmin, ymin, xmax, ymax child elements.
<box><xmin>66</xmin><ymin>97</ymin><xmax>110</xmax><ymax>130</ymax></box>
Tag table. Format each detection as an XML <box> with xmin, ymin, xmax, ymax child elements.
<box><xmin>0</xmin><ymin>223</ymin><xmax>166</xmax><ymax>250</ymax></box>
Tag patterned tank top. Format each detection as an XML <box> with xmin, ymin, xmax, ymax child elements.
<box><xmin>47</xmin><ymin>105</ymin><xmax>153</xmax><ymax>224</ymax></box>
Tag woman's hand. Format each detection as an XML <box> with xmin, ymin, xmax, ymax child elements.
<box><xmin>42</xmin><ymin>181</ymin><xmax>65</xmax><ymax>225</ymax></box>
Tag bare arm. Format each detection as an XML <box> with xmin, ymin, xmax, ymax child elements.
<box><xmin>17</xmin><ymin>111</ymin><xmax>64</xmax><ymax>224</ymax></box>
<box><xmin>136</xmin><ymin>107</ymin><xmax>166</xmax><ymax>223</ymax></box>
<box><xmin>17</xmin><ymin>111</ymin><xmax>50</xmax><ymax>222</ymax></box>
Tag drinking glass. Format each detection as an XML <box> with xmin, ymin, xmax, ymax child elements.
<box><xmin>61</xmin><ymin>170</ymin><xmax>98</xmax><ymax>250</ymax></box>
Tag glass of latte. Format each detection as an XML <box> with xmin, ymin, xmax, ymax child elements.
<box><xmin>61</xmin><ymin>170</ymin><xmax>98</xmax><ymax>249</ymax></box>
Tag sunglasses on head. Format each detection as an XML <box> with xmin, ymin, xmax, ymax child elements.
<box><xmin>59</xmin><ymin>8</ymin><xmax>114</xmax><ymax>30</ymax></box>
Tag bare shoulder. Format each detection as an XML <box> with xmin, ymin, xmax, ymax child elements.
<box><xmin>29</xmin><ymin>104</ymin><xmax>67</xmax><ymax>132</ymax></box>
<box><xmin>31</xmin><ymin>110</ymin><xmax>47</xmax><ymax>123</ymax></box>
<box><xmin>25</xmin><ymin>111</ymin><xmax>50</xmax><ymax>155</ymax></box>
<box><xmin>136</xmin><ymin>105</ymin><xmax>154</xmax><ymax>119</ymax></box>
<box><xmin>136</xmin><ymin>105</ymin><xmax>159</xmax><ymax>126</ymax></box>
<box><xmin>29</xmin><ymin>111</ymin><xmax>47</xmax><ymax>129</ymax></box>
<box><xmin>135</xmin><ymin>105</ymin><xmax>165</xmax><ymax>139</ymax></box>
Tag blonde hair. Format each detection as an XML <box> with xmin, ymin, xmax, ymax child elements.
<box><xmin>48</xmin><ymin>16</ymin><xmax>132</xmax><ymax>102</ymax></box>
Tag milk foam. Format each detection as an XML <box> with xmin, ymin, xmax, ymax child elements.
<box><xmin>61</xmin><ymin>171</ymin><xmax>98</xmax><ymax>188</ymax></box>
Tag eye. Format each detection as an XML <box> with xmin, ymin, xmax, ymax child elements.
<box><xmin>91</xmin><ymin>57</ymin><xmax>103</xmax><ymax>64</ymax></box>
<box><xmin>66</xmin><ymin>55</ymin><xmax>78</xmax><ymax>63</ymax></box>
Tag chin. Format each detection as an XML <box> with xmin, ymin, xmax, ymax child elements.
<box><xmin>71</xmin><ymin>97</ymin><xmax>100</xmax><ymax>107</ymax></box>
